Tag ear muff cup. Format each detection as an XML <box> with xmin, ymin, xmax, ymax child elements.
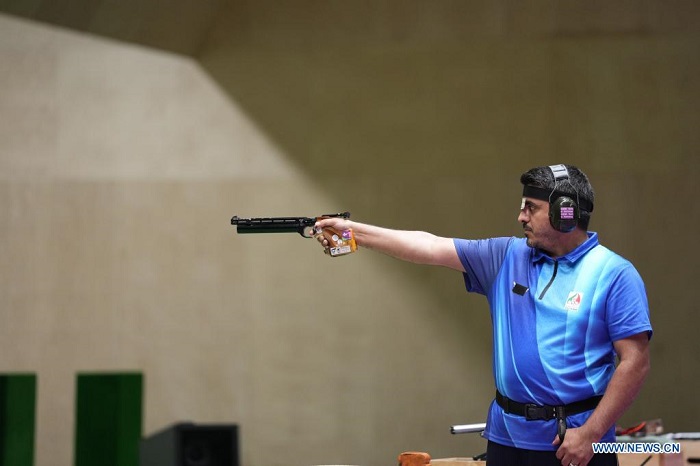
<box><xmin>549</xmin><ymin>195</ymin><xmax>579</xmax><ymax>233</ymax></box>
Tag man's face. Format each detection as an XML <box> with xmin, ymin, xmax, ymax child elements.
<box><xmin>518</xmin><ymin>197</ymin><xmax>557</xmax><ymax>250</ymax></box>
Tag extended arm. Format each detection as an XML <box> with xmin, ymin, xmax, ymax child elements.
<box><xmin>554</xmin><ymin>331</ymin><xmax>651</xmax><ymax>466</ymax></box>
<box><xmin>314</xmin><ymin>218</ymin><xmax>465</xmax><ymax>272</ymax></box>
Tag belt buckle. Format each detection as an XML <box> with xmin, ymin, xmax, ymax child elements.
<box><xmin>524</xmin><ymin>403</ymin><xmax>549</xmax><ymax>421</ymax></box>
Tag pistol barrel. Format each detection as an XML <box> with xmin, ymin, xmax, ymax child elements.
<box><xmin>230</xmin><ymin>212</ymin><xmax>351</xmax><ymax>237</ymax></box>
<box><xmin>231</xmin><ymin>216</ymin><xmax>312</xmax><ymax>235</ymax></box>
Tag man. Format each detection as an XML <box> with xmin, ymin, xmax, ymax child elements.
<box><xmin>315</xmin><ymin>164</ymin><xmax>651</xmax><ymax>466</ymax></box>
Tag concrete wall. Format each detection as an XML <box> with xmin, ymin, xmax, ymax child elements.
<box><xmin>0</xmin><ymin>12</ymin><xmax>491</xmax><ymax>466</ymax></box>
<box><xmin>1</xmin><ymin>1</ymin><xmax>699</xmax><ymax>465</ymax></box>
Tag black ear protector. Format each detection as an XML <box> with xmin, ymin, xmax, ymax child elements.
<box><xmin>548</xmin><ymin>164</ymin><xmax>579</xmax><ymax>233</ymax></box>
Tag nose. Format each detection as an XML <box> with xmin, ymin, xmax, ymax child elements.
<box><xmin>518</xmin><ymin>208</ymin><xmax>529</xmax><ymax>224</ymax></box>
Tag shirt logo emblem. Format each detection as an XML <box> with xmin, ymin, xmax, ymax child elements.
<box><xmin>565</xmin><ymin>291</ymin><xmax>583</xmax><ymax>311</ymax></box>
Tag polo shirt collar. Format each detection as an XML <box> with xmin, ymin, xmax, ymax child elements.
<box><xmin>531</xmin><ymin>231</ymin><xmax>599</xmax><ymax>263</ymax></box>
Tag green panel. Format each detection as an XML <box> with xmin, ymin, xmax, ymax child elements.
<box><xmin>0</xmin><ymin>373</ymin><xmax>37</xmax><ymax>466</ymax></box>
<box><xmin>74</xmin><ymin>372</ymin><xmax>143</xmax><ymax>466</ymax></box>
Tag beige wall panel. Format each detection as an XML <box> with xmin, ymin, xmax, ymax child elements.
<box><xmin>0</xmin><ymin>27</ymin><xmax>301</xmax><ymax>180</ymax></box>
<box><xmin>0</xmin><ymin>12</ymin><xmax>495</xmax><ymax>466</ymax></box>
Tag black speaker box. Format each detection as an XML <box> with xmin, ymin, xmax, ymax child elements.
<box><xmin>139</xmin><ymin>423</ymin><xmax>239</xmax><ymax>466</ymax></box>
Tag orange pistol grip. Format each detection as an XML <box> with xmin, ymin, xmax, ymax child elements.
<box><xmin>319</xmin><ymin>227</ymin><xmax>357</xmax><ymax>257</ymax></box>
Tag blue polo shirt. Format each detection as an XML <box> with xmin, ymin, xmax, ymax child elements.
<box><xmin>454</xmin><ymin>232</ymin><xmax>652</xmax><ymax>450</ymax></box>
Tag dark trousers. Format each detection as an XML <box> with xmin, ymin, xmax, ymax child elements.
<box><xmin>486</xmin><ymin>440</ymin><xmax>618</xmax><ymax>466</ymax></box>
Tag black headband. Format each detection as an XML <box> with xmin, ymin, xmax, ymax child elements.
<box><xmin>522</xmin><ymin>185</ymin><xmax>594</xmax><ymax>212</ymax></box>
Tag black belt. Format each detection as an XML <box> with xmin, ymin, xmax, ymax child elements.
<box><xmin>496</xmin><ymin>390</ymin><xmax>603</xmax><ymax>442</ymax></box>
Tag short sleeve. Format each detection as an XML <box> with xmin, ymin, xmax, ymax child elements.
<box><xmin>606</xmin><ymin>263</ymin><xmax>653</xmax><ymax>341</ymax></box>
<box><xmin>453</xmin><ymin>237</ymin><xmax>513</xmax><ymax>295</ymax></box>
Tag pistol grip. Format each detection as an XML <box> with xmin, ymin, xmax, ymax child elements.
<box><xmin>317</xmin><ymin>227</ymin><xmax>357</xmax><ymax>257</ymax></box>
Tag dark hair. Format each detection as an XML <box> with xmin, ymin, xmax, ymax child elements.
<box><xmin>520</xmin><ymin>165</ymin><xmax>595</xmax><ymax>230</ymax></box>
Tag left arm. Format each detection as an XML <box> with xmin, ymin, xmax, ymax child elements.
<box><xmin>554</xmin><ymin>332</ymin><xmax>651</xmax><ymax>466</ymax></box>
